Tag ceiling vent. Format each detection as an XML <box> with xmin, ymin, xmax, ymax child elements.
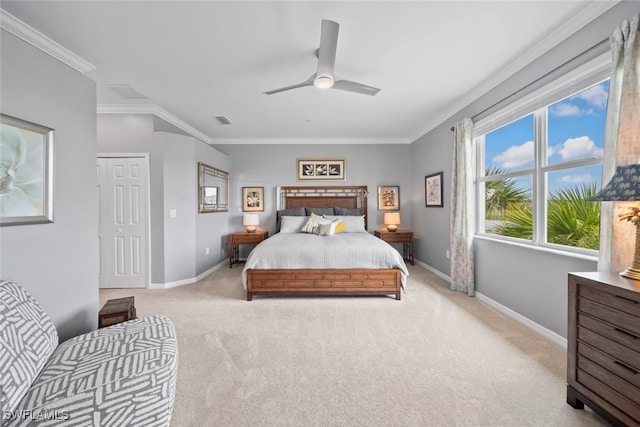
<box><xmin>105</xmin><ymin>84</ymin><xmax>147</xmax><ymax>99</ymax></box>
<box><xmin>215</xmin><ymin>116</ymin><xmax>232</xmax><ymax>125</ymax></box>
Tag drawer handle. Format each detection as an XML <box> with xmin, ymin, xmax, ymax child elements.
<box><xmin>614</xmin><ymin>361</ymin><xmax>639</xmax><ymax>375</ymax></box>
<box><xmin>615</xmin><ymin>295</ymin><xmax>639</xmax><ymax>305</ymax></box>
<box><xmin>614</xmin><ymin>327</ymin><xmax>639</xmax><ymax>340</ymax></box>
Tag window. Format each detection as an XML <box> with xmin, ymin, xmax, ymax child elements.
<box><xmin>475</xmin><ymin>72</ymin><xmax>609</xmax><ymax>254</ymax></box>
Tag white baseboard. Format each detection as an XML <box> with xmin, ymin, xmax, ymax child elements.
<box><xmin>414</xmin><ymin>259</ymin><xmax>567</xmax><ymax>349</ymax></box>
<box><xmin>149</xmin><ymin>260</ymin><xmax>226</xmax><ymax>289</ymax></box>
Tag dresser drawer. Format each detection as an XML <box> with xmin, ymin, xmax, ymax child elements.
<box><xmin>579</xmin><ymin>312</ymin><xmax>640</xmax><ymax>353</ymax></box>
<box><xmin>577</xmin><ymin>367</ymin><xmax>640</xmax><ymax>419</ymax></box>
<box><xmin>580</xmin><ymin>284</ymin><xmax>640</xmax><ymax>318</ymax></box>
<box><xmin>578</xmin><ymin>342</ymin><xmax>640</xmax><ymax>389</ymax></box>
<box><xmin>578</xmin><ymin>297</ymin><xmax>640</xmax><ymax>337</ymax></box>
<box><xmin>578</xmin><ymin>326</ymin><xmax>640</xmax><ymax>373</ymax></box>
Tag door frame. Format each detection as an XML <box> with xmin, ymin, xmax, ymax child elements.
<box><xmin>98</xmin><ymin>153</ymin><xmax>151</xmax><ymax>288</ymax></box>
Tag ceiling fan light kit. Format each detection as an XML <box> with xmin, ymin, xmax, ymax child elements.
<box><xmin>313</xmin><ymin>76</ymin><xmax>334</xmax><ymax>89</ymax></box>
<box><xmin>264</xmin><ymin>19</ymin><xmax>380</xmax><ymax>96</ymax></box>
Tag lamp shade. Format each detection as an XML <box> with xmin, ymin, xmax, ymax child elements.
<box><xmin>384</xmin><ymin>212</ymin><xmax>400</xmax><ymax>232</ymax></box>
<box><xmin>243</xmin><ymin>213</ymin><xmax>259</xmax><ymax>232</ymax></box>
<box><xmin>591</xmin><ymin>164</ymin><xmax>640</xmax><ymax>201</ymax></box>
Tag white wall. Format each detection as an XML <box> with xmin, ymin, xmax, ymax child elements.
<box><xmin>0</xmin><ymin>31</ymin><xmax>98</xmax><ymax>341</ymax></box>
<box><xmin>409</xmin><ymin>1</ymin><xmax>640</xmax><ymax>338</ymax></box>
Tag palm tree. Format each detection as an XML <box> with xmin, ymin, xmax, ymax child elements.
<box><xmin>494</xmin><ymin>184</ymin><xmax>600</xmax><ymax>250</ymax></box>
<box><xmin>484</xmin><ymin>166</ymin><xmax>529</xmax><ymax>220</ymax></box>
<box><xmin>546</xmin><ymin>184</ymin><xmax>600</xmax><ymax>250</ymax></box>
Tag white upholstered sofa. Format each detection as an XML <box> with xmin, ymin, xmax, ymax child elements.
<box><xmin>0</xmin><ymin>281</ymin><xmax>178</xmax><ymax>426</ymax></box>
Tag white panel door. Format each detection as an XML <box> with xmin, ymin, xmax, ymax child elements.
<box><xmin>98</xmin><ymin>157</ymin><xmax>149</xmax><ymax>288</ymax></box>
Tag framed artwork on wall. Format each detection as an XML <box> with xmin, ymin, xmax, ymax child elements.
<box><xmin>296</xmin><ymin>159</ymin><xmax>346</xmax><ymax>181</ymax></box>
<box><xmin>242</xmin><ymin>186</ymin><xmax>264</xmax><ymax>212</ymax></box>
<box><xmin>0</xmin><ymin>114</ymin><xmax>54</xmax><ymax>226</ymax></box>
<box><xmin>425</xmin><ymin>172</ymin><xmax>443</xmax><ymax>207</ymax></box>
<box><xmin>377</xmin><ymin>186</ymin><xmax>400</xmax><ymax>211</ymax></box>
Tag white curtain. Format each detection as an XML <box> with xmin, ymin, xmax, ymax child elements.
<box><xmin>599</xmin><ymin>13</ymin><xmax>640</xmax><ymax>273</ymax></box>
<box><xmin>450</xmin><ymin>118</ymin><xmax>475</xmax><ymax>296</ymax></box>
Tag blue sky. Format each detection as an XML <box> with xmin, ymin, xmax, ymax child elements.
<box><xmin>484</xmin><ymin>80</ymin><xmax>609</xmax><ymax>195</ymax></box>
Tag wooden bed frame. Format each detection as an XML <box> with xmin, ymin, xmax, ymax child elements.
<box><xmin>245</xmin><ymin>185</ymin><xmax>402</xmax><ymax>301</ymax></box>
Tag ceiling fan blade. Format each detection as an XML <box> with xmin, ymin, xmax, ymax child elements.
<box><xmin>263</xmin><ymin>80</ymin><xmax>314</xmax><ymax>95</ymax></box>
<box><xmin>332</xmin><ymin>79</ymin><xmax>380</xmax><ymax>96</ymax></box>
<box><xmin>316</xmin><ymin>19</ymin><xmax>339</xmax><ymax>79</ymax></box>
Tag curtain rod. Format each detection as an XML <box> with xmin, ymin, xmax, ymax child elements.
<box><xmin>449</xmin><ymin>37</ymin><xmax>610</xmax><ymax>132</ymax></box>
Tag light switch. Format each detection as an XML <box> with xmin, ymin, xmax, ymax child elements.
<box><xmin>170</xmin><ymin>209</ymin><xmax>177</xmax><ymax>218</ymax></box>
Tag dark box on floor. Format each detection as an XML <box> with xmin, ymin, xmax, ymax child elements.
<box><xmin>98</xmin><ymin>296</ymin><xmax>137</xmax><ymax>328</ymax></box>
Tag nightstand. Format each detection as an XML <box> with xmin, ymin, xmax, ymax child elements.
<box><xmin>229</xmin><ymin>230</ymin><xmax>268</xmax><ymax>267</ymax></box>
<box><xmin>375</xmin><ymin>230</ymin><xmax>414</xmax><ymax>265</ymax></box>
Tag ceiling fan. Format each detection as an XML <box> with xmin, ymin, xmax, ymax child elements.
<box><xmin>264</xmin><ymin>19</ymin><xmax>380</xmax><ymax>96</ymax></box>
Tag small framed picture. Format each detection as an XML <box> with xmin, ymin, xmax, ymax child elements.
<box><xmin>242</xmin><ymin>187</ymin><xmax>264</xmax><ymax>212</ymax></box>
<box><xmin>378</xmin><ymin>186</ymin><xmax>400</xmax><ymax>211</ymax></box>
<box><xmin>425</xmin><ymin>172</ymin><xmax>443</xmax><ymax>207</ymax></box>
<box><xmin>297</xmin><ymin>159</ymin><xmax>346</xmax><ymax>181</ymax></box>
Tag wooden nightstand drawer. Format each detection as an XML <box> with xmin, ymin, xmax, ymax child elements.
<box><xmin>232</xmin><ymin>233</ymin><xmax>267</xmax><ymax>244</ymax></box>
<box><xmin>578</xmin><ymin>342</ymin><xmax>640</xmax><ymax>389</ymax></box>
<box><xmin>578</xmin><ymin>326</ymin><xmax>640</xmax><ymax>376</ymax></box>
<box><xmin>580</xmin><ymin>284</ymin><xmax>640</xmax><ymax>318</ymax></box>
<box><xmin>578</xmin><ymin>313</ymin><xmax>640</xmax><ymax>352</ymax></box>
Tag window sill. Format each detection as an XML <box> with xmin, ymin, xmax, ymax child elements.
<box><xmin>474</xmin><ymin>234</ymin><xmax>598</xmax><ymax>262</ymax></box>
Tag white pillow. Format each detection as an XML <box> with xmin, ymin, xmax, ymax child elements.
<box><xmin>323</xmin><ymin>215</ymin><xmax>366</xmax><ymax>233</ymax></box>
<box><xmin>280</xmin><ymin>216</ymin><xmax>309</xmax><ymax>233</ymax></box>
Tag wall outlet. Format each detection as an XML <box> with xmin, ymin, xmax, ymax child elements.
<box><xmin>445</xmin><ymin>250</ymin><xmax>450</xmax><ymax>259</ymax></box>
<box><xmin>205</xmin><ymin>247</ymin><xmax>210</xmax><ymax>255</ymax></box>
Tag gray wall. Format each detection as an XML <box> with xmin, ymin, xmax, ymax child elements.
<box><xmin>409</xmin><ymin>1</ymin><xmax>640</xmax><ymax>338</ymax></box>
<box><xmin>0</xmin><ymin>31</ymin><xmax>98</xmax><ymax>341</ymax></box>
<box><xmin>214</xmin><ymin>144</ymin><xmax>412</xmax><ymax>236</ymax></box>
<box><xmin>97</xmin><ymin>115</ymin><xmax>231</xmax><ymax>284</ymax></box>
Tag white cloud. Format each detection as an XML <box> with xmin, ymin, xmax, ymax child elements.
<box><xmin>559</xmin><ymin>174</ymin><xmax>593</xmax><ymax>183</ymax></box>
<box><xmin>492</xmin><ymin>140</ymin><xmax>534</xmax><ymax>169</ymax></box>
<box><xmin>550</xmin><ymin>103</ymin><xmax>582</xmax><ymax>117</ymax></box>
<box><xmin>555</xmin><ymin>136</ymin><xmax>603</xmax><ymax>161</ymax></box>
<box><xmin>577</xmin><ymin>84</ymin><xmax>608</xmax><ymax>108</ymax></box>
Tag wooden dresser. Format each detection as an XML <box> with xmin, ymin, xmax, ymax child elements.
<box><xmin>567</xmin><ymin>272</ymin><xmax>640</xmax><ymax>426</ymax></box>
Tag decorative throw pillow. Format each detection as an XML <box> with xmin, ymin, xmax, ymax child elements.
<box><xmin>312</xmin><ymin>218</ymin><xmax>347</xmax><ymax>236</ymax></box>
<box><xmin>301</xmin><ymin>213</ymin><xmax>324</xmax><ymax>234</ymax></box>
<box><xmin>323</xmin><ymin>215</ymin><xmax>366</xmax><ymax>232</ymax></box>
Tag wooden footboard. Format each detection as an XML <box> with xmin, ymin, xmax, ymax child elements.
<box><xmin>246</xmin><ymin>268</ymin><xmax>402</xmax><ymax>301</ymax></box>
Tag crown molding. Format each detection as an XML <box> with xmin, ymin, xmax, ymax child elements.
<box><xmin>0</xmin><ymin>8</ymin><xmax>95</xmax><ymax>73</ymax></box>
<box><xmin>408</xmin><ymin>0</ymin><xmax>620</xmax><ymax>142</ymax></box>
<box><xmin>97</xmin><ymin>104</ymin><xmax>212</xmax><ymax>143</ymax></box>
<box><xmin>209</xmin><ymin>137</ymin><xmax>411</xmax><ymax>145</ymax></box>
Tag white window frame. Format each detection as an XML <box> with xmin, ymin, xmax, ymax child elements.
<box><xmin>474</xmin><ymin>52</ymin><xmax>611</xmax><ymax>256</ymax></box>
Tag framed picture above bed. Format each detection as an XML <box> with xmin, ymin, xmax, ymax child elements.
<box><xmin>296</xmin><ymin>159</ymin><xmax>345</xmax><ymax>181</ymax></box>
<box><xmin>425</xmin><ymin>172</ymin><xmax>443</xmax><ymax>207</ymax></box>
<box><xmin>242</xmin><ymin>187</ymin><xmax>264</xmax><ymax>212</ymax></box>
<box><xmin>377</xmin><ymin>186</ymin><xmax>399</xmax><ymax>211</ymax></box>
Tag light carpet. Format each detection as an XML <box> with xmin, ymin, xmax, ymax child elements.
<box><xmin>99</xmin><ymin>265</ymin><xmax>607</xmax><ymax>426</ymax></box>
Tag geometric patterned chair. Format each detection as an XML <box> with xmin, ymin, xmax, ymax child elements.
<box><xmin>0</xmin><ymin>281</ymin><xmax>178</xmax><ymax>427</ymax></box>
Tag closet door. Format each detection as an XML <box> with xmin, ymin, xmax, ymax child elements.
<box><xmin>98</xmin><ymin>157</ymin><xmax>148</xmax><ymax>288</ymax></box>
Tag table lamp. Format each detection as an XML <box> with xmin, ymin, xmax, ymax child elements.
<box><xmin>384</xmin><ymin>212</ymin><xmax>400</xmax><ymax>232</ymax></box>
<box><xmin>243</xmin><ymin>213</ymin><xmax>259</xmax><ymax>233</ymax></box>
<box><xmin>592</xmin><ymin>164</ymin><xmax>640</xmax><ymax>280</ymax></box>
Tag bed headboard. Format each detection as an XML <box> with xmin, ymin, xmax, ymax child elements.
<box><xmin>277</xmin><ymin>185</ymin><xmax>368</xmax><ymax>230</ymax></box>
